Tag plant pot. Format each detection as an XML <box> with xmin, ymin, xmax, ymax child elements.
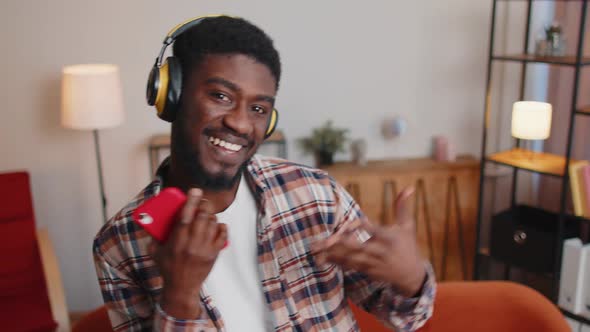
<box><xmin>315</xmin><ymin>150</ymin><xmax>334</xmax><ymax>166</ymax></box>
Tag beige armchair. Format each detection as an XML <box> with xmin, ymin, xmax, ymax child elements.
<box><xmin>38</xmin><ymin>228</ymin><xmax>70</xmax><ymax>331</ymax></box>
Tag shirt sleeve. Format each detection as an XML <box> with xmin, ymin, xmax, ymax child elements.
<box><xmin>93</xmin><ymin>239</ymin><xmax>218</xmax><ymax>332</ymax></box>
<box><xmin>153</xmin><ymin>303</ymin><xmax>216</xmax><ymax>332</ymax></box>
<box><xmin>329</xmin><ymin>178</ymin><xmax>436</xmax><ymax>332</ymax></box>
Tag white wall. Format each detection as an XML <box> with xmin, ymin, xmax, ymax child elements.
<box><xmin>0</xmin><ymin>0</ymin><xmax>491</xmax><ymax>311</ymax></box>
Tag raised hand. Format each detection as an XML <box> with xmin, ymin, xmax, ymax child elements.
<box><xmin>312</xmin><ymin>187</ymin><xmax>426</xmax><ymax>297</ymax></box>
<box><xmin>150</xmin><ymin>188</ymin><xmax>227</xmax><ymax>318</ymax></box>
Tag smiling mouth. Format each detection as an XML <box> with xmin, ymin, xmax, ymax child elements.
<box><xmin>208</xmin><ymin>136</ymin><xmax>244</xmax><ymax>153</ymax></box>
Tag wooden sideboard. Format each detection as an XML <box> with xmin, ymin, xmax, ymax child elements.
<box><xmin>322</xmin><ymin>155</ymin><xmax>480</xmax><ymax>281</ymax></box>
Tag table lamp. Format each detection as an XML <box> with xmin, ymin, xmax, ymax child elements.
<box><xmin>61</xmin><ymin>64</ymin><xmax>124</xmax><ymax>224</ymax></box>
<box><xmin>511</xmin><ymin>101</ymin><xmax>552</xmax><ymax>160</ymax></box>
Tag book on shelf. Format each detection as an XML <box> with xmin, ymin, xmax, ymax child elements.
<box><xmin>569</xmin><ymin>161</ymin><xmax>590</xmax><ymax>217</ymax></box>
<box><xmin>566</xmin><ymin>317</ymin><xmax>580</xmax><ymax>332</ymax></box>
<box><xmin>582</xmin><ymin>165</ymin><xmax>590</xmax><ymax>218</ymax></box>
<box><xmin>559</xmin><ymin>238</ymin><xmax>588</xmax><ymax>314</ymax></box>
<box><xmin>582</xmin><ymin>242</ymin><xmax>590</xmax><ymax>319</ymax></box>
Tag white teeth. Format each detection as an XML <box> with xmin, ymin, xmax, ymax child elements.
<box><xmin>208</xmin><ymin>136</ymin><xmax>243</xmax><ymax>152</ymax></box>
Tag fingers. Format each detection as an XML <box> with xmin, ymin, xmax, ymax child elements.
<box><xmin>312</xmin><ymin>216</ymin><xmax>371</xmax><ymax>252</ymax></box>
<box><xmin>165</xmin><ymin>189</ymin><xmax>225</xmax><ymax>255</ymax></box>
<box><xmin>213</xmin><ymin>223</ymin><xmax>228</xmax><ymax>250</ymax></box>
<box><xmin>148</xmin><ymin>240</ymin><xmax>158</xmax><ymax>256</ymax></box>
<box><xmin>358</xmin><ymin>217</ymin><xmax>377</xmax><ymax>237</ymax></box>
<box><xmin>313</xmin><ymin>226</ymin><xmax>383</xmax><ymax>266</ymax></box>
<box><xmin>395</xmin><ymin>187</ymin><xmax>415</xmax><ymax>227</ymax></box>
<box><xmin>181</xmin><ymin>189</ymin><xmax>203</xmax><ymax>224</ymax></box>
<box><xmin>322</xmin><ymin>216</ymin><xmax>369</xmax><ymax>248</ymax></box>
<box><xmin>314</xmin><ymin>237</ymin><xmax>353</xmax><ymax>266</ymax></box>
<box><xmin>204</xmin><ymin>215</ymin><xmax>219</xmax><ymax>246</ymax></box>
<box><xmin>167</xmin><ymin>188</ymin><xmax>203</xmax><ymax>251</ymax></box>
<box><xmin>342</xmin><ymin>251</ymin><xmax>383</xmax><ymax>272</ymax></box>
<box><xmin>189</xmin><ymin>199</ymin><xmax>214</xmax><ymax>244</ymax></box>
<box><xmin>318</xmin><ymin>237</ymin><xmax>382</xmax><ymax>269</ymax></box>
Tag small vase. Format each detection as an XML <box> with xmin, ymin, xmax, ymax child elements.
<box><xmin>315</xmin><ymin>150</ymin><xmax>334</xmax><ymax>167</ymax></box>
<box><xmin>350</xmin><ymin>139</ymin><xmax>368</xmax><ymax>166</ymax></box>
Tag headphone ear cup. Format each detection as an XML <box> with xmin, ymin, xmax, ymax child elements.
<box><xmin>146</xmin><ymin>65</ymin><xmax>159</xmax><ymax>106</ymax></box>
<box><xmin>158</xmin><ymin>57</ymin><xmax>183</xmax><ymax>122</ymax></box>
<box><xmin>265</xmin><ymin>109</ymin><xmax>279</xmax><ymax>139</ymax></box>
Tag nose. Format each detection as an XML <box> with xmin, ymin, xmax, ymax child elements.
<box><xmin>222</xmin><ymin>103</ymin><xmax>254</xmax><ymax>137</ymax></box>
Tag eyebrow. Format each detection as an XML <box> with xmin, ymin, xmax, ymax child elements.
<box><xmin>205</xmin><ymin>76</ymin><xmax>275</xmax><ymax>105</ymax></box>
<box><xmin>256</xmin><ymin>94</ymin><xmax>276</xmax><ymax>105</ymax></box>
<box><xmin>205</xmin><ymin>77</ymin><xmax>240</xmax><ymax>92</ymax></box>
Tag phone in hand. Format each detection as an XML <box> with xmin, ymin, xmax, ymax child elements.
<box><xmin>132</xmin><ymin>187</ymin><xmax>187</xmax><ymax>243</ymax></box>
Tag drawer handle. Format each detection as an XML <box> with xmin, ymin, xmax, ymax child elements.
<box><xmin>513</xmin><ymin>230</ymin><xmax>527</xmax><ymax>245</ymax></box>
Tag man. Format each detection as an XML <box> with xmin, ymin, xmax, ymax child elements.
<box><xmin>94</xmin><ymin>16</ymin><xmax>435</xmax><ymax>332</ymax></box>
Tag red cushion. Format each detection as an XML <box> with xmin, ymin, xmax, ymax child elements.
<box><xmin>0</xmin><ymin>218</ymin><xmax>45</xmax><ymax>295</ymax></box>
<box><xmin>0</xmin><ymin>171</ymin><xmax>57</xmax><ymax>331</ymax></box>
<box><xmin>0</xmin><ymin>292</ymin><xmax>57</xmax><ymax>332</ymax></box>
<box><xmin>0</xmin><ymin>172</ymin><xmax>34</xmax><ymax>221</ymax></box>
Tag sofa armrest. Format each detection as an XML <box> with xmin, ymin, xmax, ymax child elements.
<box><xmin>37</xmin><ymin>228</ymin><xmax>70</xmax><ymax>332</ymax></box>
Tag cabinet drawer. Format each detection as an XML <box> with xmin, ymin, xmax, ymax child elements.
<box><xmin>490</xmin><ymin>205</ymin><xmax>579</xmax><ymax>273</ymax></box>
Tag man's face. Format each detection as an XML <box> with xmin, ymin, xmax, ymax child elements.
<box><xmin>173</xmin><ymin>53</ymin><xmax>277</xmax><ymax>190</ymax></box>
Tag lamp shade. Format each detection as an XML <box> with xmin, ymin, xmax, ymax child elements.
<box><xmin>61</xmin><ymin>64</ymin><xmax>124</xmax><ymax>130</ymax></box>
<box><xmin>511</xmin><ymin>101</ymin><xmax>552</xmax><ymax>140</ymax></box>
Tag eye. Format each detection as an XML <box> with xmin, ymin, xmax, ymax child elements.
<box><xmin>252</xmin><ymin>105</ymin><xmax>266</xmax><ymax>114</ymax></box>
<box><xmin>210</xmin><ymin>92</ymin><xmax>231</xmax><ymax>103</ymax></box>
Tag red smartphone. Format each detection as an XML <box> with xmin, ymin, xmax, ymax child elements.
<box><xmin>132</xmin><ymin>187</ymin><xmax>187</xmax><ymax>243</ymax></box>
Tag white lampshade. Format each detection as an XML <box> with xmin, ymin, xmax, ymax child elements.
<box><xmin>511</xmin><ymin>101</ymin><xmax>552</xmax><ymax>140</ymax></box>
<box><xmin>61</xmin><ymin>64</ymin><xmax>124</xmax><ymax>130</ymax></box>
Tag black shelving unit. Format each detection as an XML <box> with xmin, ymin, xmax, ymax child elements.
<box><xmin>473</xmin><ymin>0</ymin><xmax>589</xmax><ymax>323</ymax></box>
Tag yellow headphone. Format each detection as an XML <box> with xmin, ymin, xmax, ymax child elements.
<box><xmin>146</xmin><ymin>15</ymin><xmax>279</xmax><ymax>139</ymax></box>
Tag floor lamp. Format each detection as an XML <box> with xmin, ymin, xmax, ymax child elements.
<box><xmin>61</xmin><ymin>64</ymin><xmax>124</xmax><ymax>224</ymax></box>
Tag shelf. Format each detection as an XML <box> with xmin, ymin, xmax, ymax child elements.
<box><xmin>486</xmin><ymin>148</ymin><xmax>574</xmax><ymax>177</ymax></box>
<box><xmin>476</xmin><ymin>0</ymin><xmax>590</xmax><ymax>304</ymax></box>
<box><xmin>499</xmin><ymin>0</ymin><xmax>588</xmax><ymax>2</ymax></box>
<box><xmin>561</xmin><ymin>308</ymin><xmax>590</xmax><ymax>325</ymax></box>
<box><xmin>572</xmin><ymin>215</ymin><xmax>590</xmax><ymax>224</ymax></box>
<box><xmin>323</xmin><ymin>155</ymin><xmax>478</xmax><ymax>174</ymax></box>
<box><xmin>492</xmin><ymin>54</ymin><xmax>590</xmax><ymax>66</ymax></box>
<box><xmin>576</xmin><ymin>105</ymin><xmax>590</xmax><ymax>116</ymax></box>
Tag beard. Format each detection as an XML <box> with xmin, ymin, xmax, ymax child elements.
<box><xmin>172</xmin><ymin>124</ymin><xmax>249</xmax><ymax>191</ymax></box>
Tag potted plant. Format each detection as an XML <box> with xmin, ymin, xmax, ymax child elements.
<box><xmin>298</xmin><ymin>121</ymin><xmax>349</xmax><ymax>166</ymax></box>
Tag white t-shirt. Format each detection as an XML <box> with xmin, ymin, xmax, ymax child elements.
<box><xmin>202</xmin><ymin>176</ymin><xmax>272</xmax><ymax>331</ymax></box>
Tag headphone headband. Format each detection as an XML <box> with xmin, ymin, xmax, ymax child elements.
<box><xmin>166</xmin><ymin>15</ymin><xmax>223</xmax><ymax>40</ymax></box>
<box><xmin>155</xmin><ymin>15</ymin><xmax>224</xmax><ymax>66</ymax></box>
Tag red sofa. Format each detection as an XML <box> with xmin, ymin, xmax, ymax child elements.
<box><xmin>0</xmin><ymin>171</ymin><xmax>69</xmax><ymax>332</ymax></box>
<box><xmin>74</xmin><ymin>281</ymin><xmax>569</xmax><ymax>331</ymax></box>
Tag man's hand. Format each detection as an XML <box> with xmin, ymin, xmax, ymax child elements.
<box><xmin>150</xmin><ymin>188</ymin><xmax>227</xmax><ymax>319</ymax></box>
<box><xmin>312</xmin><ymin>187</ymin><xmax>426</xmax><ymax>298</ymax></box>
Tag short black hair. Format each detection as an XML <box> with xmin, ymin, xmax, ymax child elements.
<box><xmin>173</xmin><ymin>16</ymin><xmax>281</xmax><ymax>89</ymax></box>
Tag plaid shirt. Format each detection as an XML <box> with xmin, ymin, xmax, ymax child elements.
<box><xmin>93</xmin><ymin>155</ymin><xmax>435</xmax><ymax>332</ymax></box>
